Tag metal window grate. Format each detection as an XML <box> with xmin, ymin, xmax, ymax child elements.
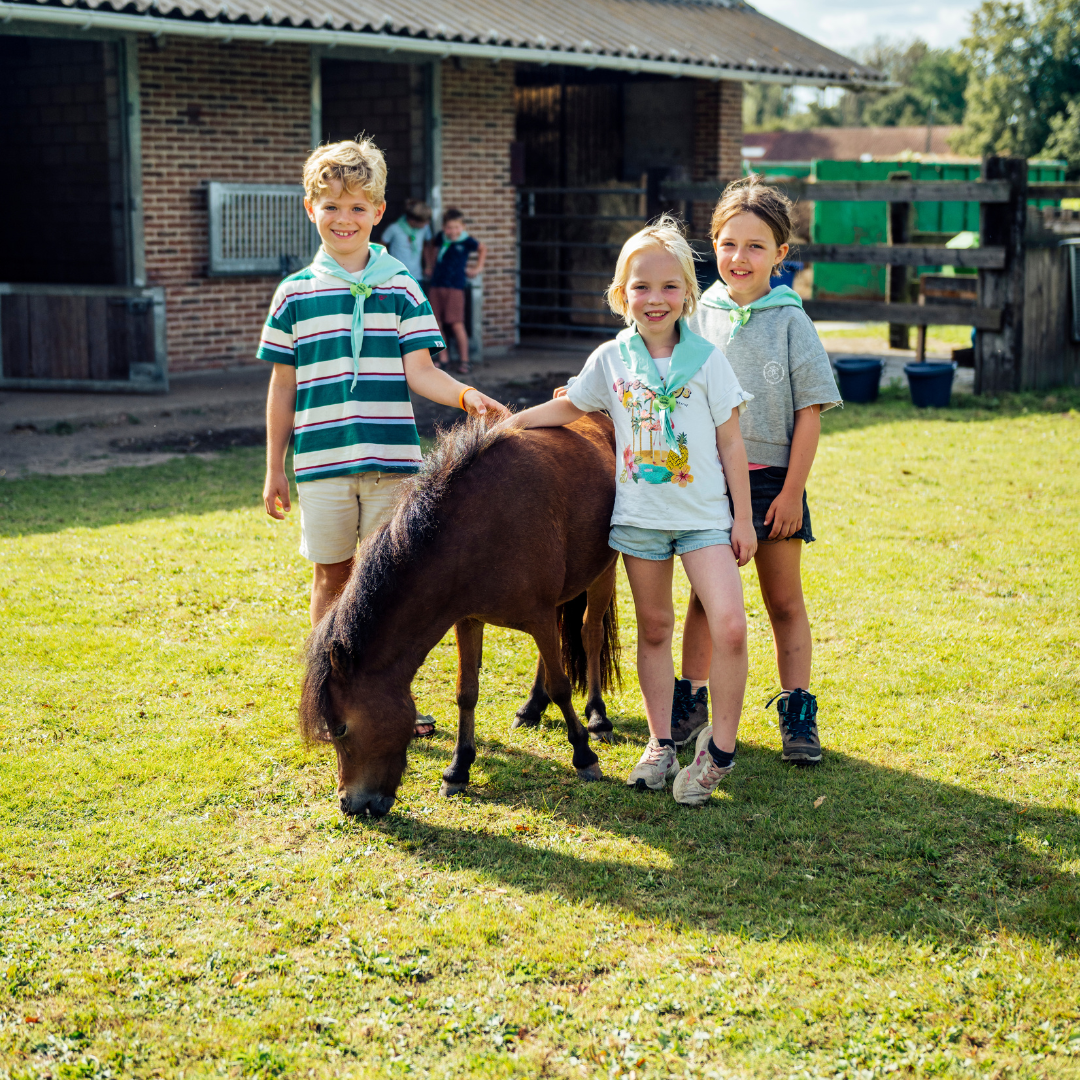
<box><xmin>1068</xmin><ymin>240</ymin><xmax>1080</xmax><ymax>344</ymax></box>
<box><xmin>208</xmin><ymin>182</ymin><xmax>319</xmax><ymax>276</ymax></box>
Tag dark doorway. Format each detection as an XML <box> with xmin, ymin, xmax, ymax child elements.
<box><xmin>0</xmin><ymin>35</ymin><xmax>130</xmax><ymax>286</ymax></box>
<box><xmin>320</xmin><ymin>58</ymin><xmax>429</xmax><ymax>242</ymax></box>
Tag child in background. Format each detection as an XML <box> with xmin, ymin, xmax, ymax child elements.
<box><xmin>380</xmin><ymin>198</ymin><xmax>432</xmax><ymax>283</ymax></box>
<box><xmin>676</xmin><ymin>176</ymin><xmax>841</xmax><ymax>764</ymax></box>
<box><xmin>424</xmin><ymin>208</ymin><xmax>486</xmax><ymax>375</ymax></box>
<box><xmin>505</xmin><ymin>217</ymin><xmax>755</xmax><ymax>807</ymax></box>
<box><xmin>259</xmin><ymin>140</ymin><xmax>507</xmax><ymax>736</ymax></box>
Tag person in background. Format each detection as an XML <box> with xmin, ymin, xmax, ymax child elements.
<box><xmin>381</xmin><ymin>198</ymin><xmax>432</xmax><ymax>283</ymax></box>
<box><xmin>424</xmin><ymin>208</ymin><xmax>486</xmax><ymax>376</ymax></box>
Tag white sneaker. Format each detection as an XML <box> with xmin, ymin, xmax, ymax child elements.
<box><xmin>626</xmin><ymin>737</ymin><xmax>679</xmax><ymax>791</ymax></box>
<box><xmin>673</xmin><ymin>727</ymin><xmax>734</xmax><ymax>806</ymax></box>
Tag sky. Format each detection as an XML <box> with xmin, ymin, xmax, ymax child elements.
<box><xmin>747</xmin><ymin>0</ymin><xmax>982</xmax><ymax>54</ymax></box>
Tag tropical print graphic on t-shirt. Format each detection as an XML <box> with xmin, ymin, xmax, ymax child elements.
<box><xmin>613</xmin><ymin>378</ymin><xmax>693</xmax><ymax>487</ymax></box>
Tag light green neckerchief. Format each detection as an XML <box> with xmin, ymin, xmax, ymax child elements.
<box><xmin>310</xmin><ymin>244</ymin><xmax>408</xmax><ymax>390</ymax></box>
<box><xmin>616</xmin><ymin>319</ymin><xmax>714</xmax><ymax>452</ymax></box>
<box><xmin>395</xmin><ymin>216</ymin><xmax>427</xmax><ymax>256</ymax></box>
<box><xmin>437</xmin><ymin>230</ymin><xmax>470</xmax><ymax>262</ymax></box>
<box><xmin>700</xmin><ymin>281</ymin><xmax>803</xmax><ymax>339</ymax></box>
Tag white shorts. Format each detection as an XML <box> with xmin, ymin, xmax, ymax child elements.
<box><xmin>297</xmin><ymin>471</ymin><xmax>408</xmax><ymax>565</ymax></box>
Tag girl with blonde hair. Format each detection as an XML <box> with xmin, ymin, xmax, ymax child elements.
<box><xmin>505</xmin><ymin>217</ymin><xmax>755</xmax><ymax>806</ymax></box>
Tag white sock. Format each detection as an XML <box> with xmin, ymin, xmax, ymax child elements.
<box><xmin>686</xmin><ymin>679</ymin><xmax>707</xmax><ymax>694</ymax></box>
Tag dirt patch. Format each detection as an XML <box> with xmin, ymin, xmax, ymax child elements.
<box><xmin>112</xmin><ymin>426</ymin><xmax>267</xmax><ymax>455</ymax></box>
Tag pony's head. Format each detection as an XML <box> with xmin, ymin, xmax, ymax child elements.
<box><xmin>299</xmin><ymin>532</ymin><xmax>417</xmax><ymax>817</ymax></box>
<box><xmin>298</xmin><ymin>418</ymin><xmax>511</xmax><ymax>817</ymax></box>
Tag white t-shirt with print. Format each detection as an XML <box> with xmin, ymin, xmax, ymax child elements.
<box><xmin>566</xmin><ymin>338</ymin><xmax>752</xmax><ymax>532</ymax></box>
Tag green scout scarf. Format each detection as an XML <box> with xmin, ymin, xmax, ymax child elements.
<box><xmin>311</xmin><ymin>244</ymin><xmax>408</xmax><ymax>390</ymax></box>
<box><xmin>395</xmin><ymin>215</ymin><xmax>427</xmax><ymax>258</ymax></box>
<box><xmin>700</xmin><ymin>281</ymin><xmax>803</xmax><ymax>339</ymax></box>
<box><xmin>437</xmin><ymin>230</ymin><xmax>470</xmax><ymax>262</ymax></box>
<box><xmin>616</xmin><ymin>319</ymin><xmax>714</xmax><ymax>452</ymax></box>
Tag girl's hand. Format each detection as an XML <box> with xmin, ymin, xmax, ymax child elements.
<box><xmin>763</xmin><ymin>488</ymin><xmax>804</xmax><ymax>540</ymax></box>
<box><xmin>553</xmin><ymin>386</ymin><xmax>568</xmax><ymax>399</ymax></box>
<box><xmin>462</xmin><ymin>388</ymin><xmax>510</xmax><ymax>421</ymax></box>
<box><xmin>730</xmin><ymin>518</ymin><xmax>757</xmax><ymax>567</ymax></box>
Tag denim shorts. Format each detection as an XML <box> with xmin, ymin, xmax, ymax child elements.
<box><xmin>745</xmin><ymin>467</ymin><xmax>815</xmax><ymax>543</ymax></box>
<box><xmin>609</xmin><ymin>524</ymin><xmax>731</xmax><ymax>561</ymax></box>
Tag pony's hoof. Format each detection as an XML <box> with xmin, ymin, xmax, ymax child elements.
<box><xmin>511</xmin><ymin>714</ymin><xmax>539</xmax><ymax>731</ymax></box>
<box><xmin>439</xmin><ymin>780</ymin><xmax>468</xmax><ymax>797</ymax></box>
<box><xmin>576</xmin><ymin>763</ymin><xmax>603</xmax><ymax>782</ymax></box>
<box><xmin>590</xmin><ymin>729</ymin><xmax>613</xmax><ymax>744</ymax></box>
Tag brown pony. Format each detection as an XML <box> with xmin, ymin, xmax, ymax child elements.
<box><xmin>299</xmin><ymin>414</ymin><xmax>621</xmax><ymax>817</ymax></box>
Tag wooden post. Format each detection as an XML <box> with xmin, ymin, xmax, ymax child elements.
<box><xmin>886</xmin><ymin>170</ymin><xmax>913</xmax><ymax>350</ymax></box>
<box><xmin>975</xmin><ymin>157</ymin><xmax>1027</xmax><ymax>395</ymax></box>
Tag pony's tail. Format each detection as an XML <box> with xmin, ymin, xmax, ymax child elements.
<box><xmin>558</xmin><ymin>589</ymin><xmax>622</xmax><ymax>696</ymax></box>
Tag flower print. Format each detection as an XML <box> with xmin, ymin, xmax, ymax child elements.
<box><xmin>622</xmin><ymin>444</ymin><xmax>640</xmax><ymax>480</ymax></box>
<box><xmin>643</xmin><ymin>417</ymin><xmax>663</xmax><ymax>433</ymax></box>
<box><xmin>670</xmin><ymin>468</ymin><xmax>694</xmax><ymax>488</ymax></box>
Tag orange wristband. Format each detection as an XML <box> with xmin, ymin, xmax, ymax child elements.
<box><xmin>458</xmin><ymin>386</ymin><xmax>476</xmax><ymax>411</ymax></box>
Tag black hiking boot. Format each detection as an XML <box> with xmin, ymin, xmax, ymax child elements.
<box><xmin>670</xmin><ymin>679</ymin><xmax>709</xmax><ymax>749</ymax></box>
<box><xmin>768</xmin><ymin>688</ymin><xmax>822</xmax><ymax>764</ymax></box>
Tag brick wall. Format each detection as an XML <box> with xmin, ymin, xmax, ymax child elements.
<box><xmin>440</xmin><ymin>60</ymin><xmax>517</xmax><ymax>352</ymax></box>
<box><xmin>691</xmin><ymin>79</ymin><xmax>743</xmax><ymax>241</ymax></box>
<box><xmin>138</xmin><ymin>37</ymin><xmax>311</xmax><ymax>371</ymax></box>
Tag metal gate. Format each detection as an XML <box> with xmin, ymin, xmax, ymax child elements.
<box><xmin>516</xmin><ymin>184</ymin><xmax>647</xmax><ymax>339</ymax></box>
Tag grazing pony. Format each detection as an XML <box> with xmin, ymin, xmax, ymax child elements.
<box><xmin>300</xmin><ymin>414</ymin><xmax>621</xmax><ymax>817</ymax></box>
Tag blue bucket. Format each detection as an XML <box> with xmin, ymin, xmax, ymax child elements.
<box><xmin>905</xmin><ymin>362</ymin><xmax>957</xmax><ymax>408</ymax></box>
<box><xmin>833</xmin><ymin>356</ymin><xmax>884</xmax><ymax>404</ymax></box>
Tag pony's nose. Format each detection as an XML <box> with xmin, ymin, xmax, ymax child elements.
<box><xmin>340</xmin><ymin>791</ymin><xmax>396</xmax><ymax>818</ymax></box>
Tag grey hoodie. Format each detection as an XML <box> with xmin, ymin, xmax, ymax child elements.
<box><xmin>687</xmin><ymin>283</ymin><xmax>841</xmax><ymax>468</ymax></box>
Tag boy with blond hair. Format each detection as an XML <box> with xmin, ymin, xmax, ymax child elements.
<box><xmin>260</xmin><ymin>140</ymin><xmax>506</xmax><ymax>733</ymax></box>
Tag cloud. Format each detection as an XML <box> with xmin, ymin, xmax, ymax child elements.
<box><xmin>749</xmin><ymin>0</ymin><xmax>979</xmax><ymax>52</ymax></box>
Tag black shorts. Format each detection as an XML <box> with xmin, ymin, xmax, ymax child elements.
<box><xmin>738</xmin><ymin>466</ymin><xmax>815</xmax><ymax>543</ymax></box>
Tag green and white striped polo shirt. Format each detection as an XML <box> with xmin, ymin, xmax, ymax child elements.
<box><xmin>257</xmin><ymin>263</ymin><xmax>444</xmax><ymax>483</ymax></box>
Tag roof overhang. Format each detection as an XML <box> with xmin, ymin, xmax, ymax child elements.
<box><xmin>0</xmin><ymin>2</ymin><xmax>893</xmax><ymax>89</ymax></box>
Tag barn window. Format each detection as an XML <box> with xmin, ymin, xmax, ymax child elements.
<box><xmin>208</xmin><ymin>183</ymin><xmax>320</xmax><ymax>276</ymax></box>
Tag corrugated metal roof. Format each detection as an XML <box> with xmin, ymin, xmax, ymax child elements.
<box><xmin>9</xmin><ymin>0</ymin><xmax>887</xmax><ymax>86</ymax></box>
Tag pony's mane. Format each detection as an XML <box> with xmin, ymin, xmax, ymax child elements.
<box><xmin>299</xmin><ymin>418</ymin><xmax>514</xmax><ymax>742</ymax></box>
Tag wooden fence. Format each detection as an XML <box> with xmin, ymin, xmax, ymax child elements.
<box><xmin>662</xmin><ymin>157</ymin><xmax>1080</xmax><ymax>394</ymax></box>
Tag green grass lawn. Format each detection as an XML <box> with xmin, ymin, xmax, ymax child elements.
<box><xmin>2</xmin><ymin>389</ymin><xmax>1079</xmax><ymax>1079</ymax></box>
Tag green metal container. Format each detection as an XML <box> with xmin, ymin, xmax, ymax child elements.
<box><xmin>810</xmin><ymin>159</ymin><xmax>1066</xmax><ymax>301</ymax></box>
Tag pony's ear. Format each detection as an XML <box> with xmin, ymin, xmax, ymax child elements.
<box><xmin>329</xmin><ymin>641</ymin><xmax>352</xmax><ymax>677</ymax></box>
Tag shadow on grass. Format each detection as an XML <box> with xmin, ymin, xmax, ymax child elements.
<box><xmin>374</xmin><ymin>722</ymin><xmax>1080</xmax><ymax>952</ymax></box>
<box><xmin>0</xmin><ymin>446</ymin><xmax>271</xmax><ymax>537</ymax></box>
<box><xmin>822</xmin><ymin>383</ymin><xmax>1080</xmax><ymax>435</ymax></box>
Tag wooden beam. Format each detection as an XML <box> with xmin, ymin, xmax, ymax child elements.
<box><xmin>803</xmin><ymin>300</ymin><xmax>1002</xmax><ymax>329</ymax></box>
<box><xmin>976</xmin><ymin>157</ymin><xmax>1027</xmax><ymax>394</ymax></box>
<box><xmin>660</xmin><ymin>179</ymin><xmax>1014</xmax><ymax>203</ymax></box>
<box><xmin>797</xmin><ymin>243</ymin><xmax>1006</xmax><ymax>268</ymax></box>
<box><xmin>1027</xmin><ymin>183</ymin><xmax>1080</xmax><ymax>200</ymax></box>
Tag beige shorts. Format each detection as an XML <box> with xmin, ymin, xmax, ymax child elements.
<box><xmin>297</xmin><ymin>471</ymin><xmax>407</xmax><ymax>565</ymax></box>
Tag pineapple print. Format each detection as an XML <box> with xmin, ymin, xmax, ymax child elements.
<box><xmin>665</xmin><ymin>432</ymin><xmax>689</xmax><ymax>474</ymax></box>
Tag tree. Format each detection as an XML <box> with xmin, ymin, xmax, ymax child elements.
<box><xmin>1041</xmin><ymin>97</ymin><xmax>1080</xmax><ymax>177</ymax></box>
<box><xmin>742</xmin><ymin>37</ymin><xmax>970</xmax><ymax>132</ymax></box>
<box><xmin>951</xmin><ymin>0</ymin><xmax>1080</xmax><ymax>160</ymax></box>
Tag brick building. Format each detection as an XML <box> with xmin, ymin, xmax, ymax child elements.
<box><xmin>0</xmin><ymin>1</ymin><xmax>883</xmax><ymax>388</ymax></box>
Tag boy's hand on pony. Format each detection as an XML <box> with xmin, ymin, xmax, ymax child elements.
<box><xmin>462</xmin><ymin>388</ymin><xmax>509</xmax><ymax>421</ymax></box>
<box><xmin>730</xmin><ymin>518</ymin><xmax>757</xmax><ymax>566</ymax></box>
<box><xmin>763</xmin><ymin>488</ymin><xmax>804</xmax><ymax>540</ymax></box>
<box><xmin>263</xmin><ymin>470</ymin><xmax>292</xmax><ymax>520</ymax></box>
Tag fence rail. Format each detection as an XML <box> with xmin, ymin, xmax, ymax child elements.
<box><xmin>803</xmin><ymin>299</ymin><xmax>1002</xmax><ymax>330</ymax></box>
<box><xmin>661</xmin><ymin>179</ymin><xmax>1080</xmax><ymax>204</ymax></box>
<box><xmin>797</xmin><ymin>243</ymin><xmax>1006</xmax><ymax>268</ymax></box>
